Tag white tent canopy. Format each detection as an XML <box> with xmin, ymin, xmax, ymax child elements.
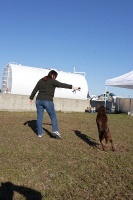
<box><xmin>105</xmin><ymin>71</ymin><xmax>133</xmax><ymax>113</ymax></box>
<box><xmin>106</xmin><ymin>71</ymin><xmax>133</xmax><ymax>89</ymax></box>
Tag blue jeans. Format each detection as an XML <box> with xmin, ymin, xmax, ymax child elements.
<box><xmin>36</xmin><ymin>100</ymin><xmax>58</xmax><ymax>135</ymax></box>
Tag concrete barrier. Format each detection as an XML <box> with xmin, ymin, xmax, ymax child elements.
<box><xmin>0</xmin><ymin>94</ymin><xmax>90</xmax><ymax>112</ymax></box>
<box><xmin>115</xmin><ymin>98</ymin><xmax>133</xmax><ymax>115</ymax></box>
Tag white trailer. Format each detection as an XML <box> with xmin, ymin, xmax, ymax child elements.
<box><xmin>1</xmin><ymin>63</ymin><xmax>88</xmax><ymax>100</ymax></box>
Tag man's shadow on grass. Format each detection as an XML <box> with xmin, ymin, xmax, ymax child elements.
<box><xmin>24</xmin><ymin>120</ymin><xmax>37</xmax><ymax>134</ymax></box>
<box><xmin>23</xmin><ymin>120</ymin><xmax>54</xmax><ymax>138</ymax></box>
<box><xmin>43</xmin><ymin>128</ymin><xmax>56</xmax><ymax>138</ymax></box>
<box><xmin>72</xmin><ymin>129</ymin><xmax>99</xmax><ymax>148</ymax></box>
<box><xmin>0</xmin><ymin>182</ymin><xmax>42</xmax><ymax>200</ymax></box>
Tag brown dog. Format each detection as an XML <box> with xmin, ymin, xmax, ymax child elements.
<box><xmin>96</xmin><ymin>105</ymin><xmax>115</xmax><ymax>151</ymax></box>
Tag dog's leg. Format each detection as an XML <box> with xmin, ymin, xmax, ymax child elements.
<box><xmin>100</xmin><ymin>140</ymin><xmax>105</xmax><ymax>151</ymax></box>
<box><xmin>99</xmin><ymin>134</ymin><xmax>105</xmax><ymax>151</ymax></box>
<box><xmin>109</xmin><ymin>139</ymin><xmax>115</xmax><ymax>151</ymax></box>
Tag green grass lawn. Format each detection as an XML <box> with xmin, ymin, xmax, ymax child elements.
<box><xmin>0</xmin><ymin>111</ymin><xmax>133</xmax><ymax>200</ymax></box>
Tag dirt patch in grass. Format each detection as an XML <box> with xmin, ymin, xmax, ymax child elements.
<box><xmin>0</xmin><ymin>111</ymin><xmax>133</xmax><ymax>199</ymax></box>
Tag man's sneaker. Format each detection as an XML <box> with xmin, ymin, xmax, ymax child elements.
<box><xmin>53</xmin><ymin>131</ymin><xmax>61</xmax><ymax>139</ymax></box>
<box><xmin>38</xmin><ymin>134</ymin><xmax>43</xmax><ymax>138</ymax></box>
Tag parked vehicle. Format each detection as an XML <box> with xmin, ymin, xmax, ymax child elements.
<box><xmin>97</xmin><ymin>92</ymin><xmax>123</xmax><ymax>103</ymax></box>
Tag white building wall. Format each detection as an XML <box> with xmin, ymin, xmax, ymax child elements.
<box><xmin>1</xmin><ymin>63</ymin><xmax>88</xmax><ymax>100</ymax></box>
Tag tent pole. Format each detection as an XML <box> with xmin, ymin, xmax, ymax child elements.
<box><xmin>128</xmin><ymin>98</ymin><xmax>131</xmax><ymax>115</ymax></box>
<box><xmin>105</xmin><ymin>86</ymin><xmax>107</xmax><ymax>107</ymax></box>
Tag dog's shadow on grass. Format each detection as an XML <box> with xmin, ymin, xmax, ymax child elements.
<box><xmin>72</xmin><ymin>129</ymin><xmax>99</xmax><ymax>148</ymax></box>
<box><xmin>0</xmin><ymin>182</ymin><xmax>42</xmax><ymax>200</ymax></box>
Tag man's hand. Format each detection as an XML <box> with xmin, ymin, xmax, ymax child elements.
<box><xmin>29</xmin><ymin>99</ymin><xmax>33</xmax><ymax>105</ymax></box>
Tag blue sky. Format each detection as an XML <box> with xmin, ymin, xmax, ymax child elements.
<box><xmin>0</xmin><ymin>0</ymin><xmax>133</xmax><ymax>97</ymax></box>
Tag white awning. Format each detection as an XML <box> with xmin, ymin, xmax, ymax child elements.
<box><xmin>106</xmin><ymin>71</ymin><xmax>133</xmax><ymax>89</ymax></box>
